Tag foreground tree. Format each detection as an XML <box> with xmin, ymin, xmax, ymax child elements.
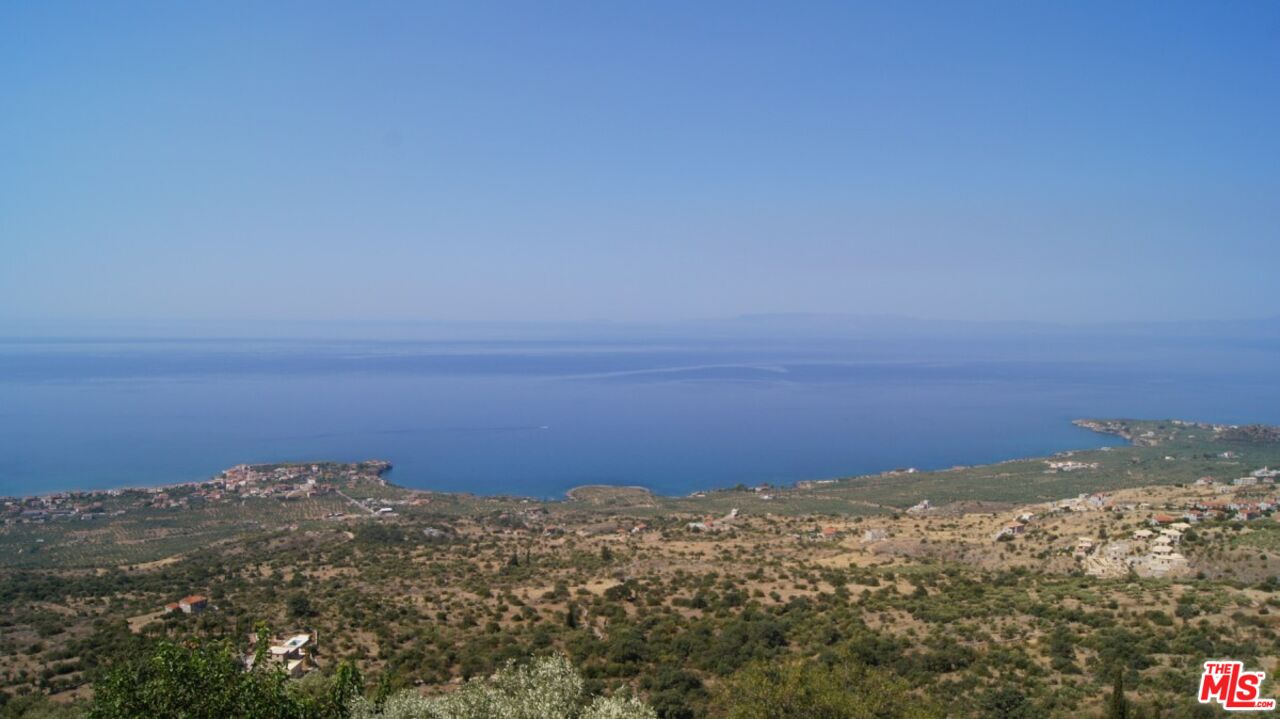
<box><xmin>349</xmin><ymin>654</ymin><xmax>655</xmax><ymax>719</ymax></box>
<box><xmin>87</xmin><ymin>638</ymin><xmax>362</xmax><ymax>719</ymax></box>
<box><xmin>979</xmin><ymin>686</ymin><xmax>1034</xmax><ymax>719</ymax></box>
<box><xmin>713</xmin><ymin>656</ymin><xmax>943</xmax><ymax>719</ymax></box>
<box><xmin>1106</xmin><ymin>670</ymin><xmax>1129</xmax><ymax>719</ymax></box>
<box><xmin>88</xmin><ymin>640</ymin><xmax>307</xmax><ymax>719</ymax></box>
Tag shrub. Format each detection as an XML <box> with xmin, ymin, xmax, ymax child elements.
<box><xmin>349</xmin><ymin>654</ymin><xmax>655</xmax><ymax>719</ymax></box>
<box><xmin>712</xmin><ymin>656</ymin><xmax>942</xmax><ymax>719</ymax></box>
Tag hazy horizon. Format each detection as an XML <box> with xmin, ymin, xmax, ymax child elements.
<box><xmin>3</xmin><ymin>312</ymin><xmax>1280</xmax><ymax>344</ymax></box>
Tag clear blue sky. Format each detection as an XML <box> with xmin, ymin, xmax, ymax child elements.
<box><xmin>2</xmin><ymin>1</ymin><xmax>1277</xmax><ymax>325</ymax></box>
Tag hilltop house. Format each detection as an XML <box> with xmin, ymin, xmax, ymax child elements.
<box><xmin>1073</xmin><ymin>537</ymin><xmax>1095</xmax><ymax>557</ymax></box>
<box><xmin>246</xmin><ymin>631</ymin><xmax>319</xmax><ymax>678</ymax></box>
<box><xmin>994</xmin><ymin>522</ymin><xmax>1025</xmax><ymax>540</ymax></box>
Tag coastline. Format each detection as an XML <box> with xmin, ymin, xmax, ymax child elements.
<box><xmin>0</xmin><ymin>417</ymin><xmax>1160</xmax><ymax>505</ymax></box>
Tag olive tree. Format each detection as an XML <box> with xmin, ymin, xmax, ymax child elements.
<box><xmin>349</xmin><ymin>655</ymin><xmax>654</xmax><ymax>719</ymax></box>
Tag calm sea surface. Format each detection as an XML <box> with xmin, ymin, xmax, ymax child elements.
<box><xmin>2</xmin><ymin>335</ymin><xmax>1279</xmax><ymax>498</ymax></box>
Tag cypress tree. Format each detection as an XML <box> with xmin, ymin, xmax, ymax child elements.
<box><xmin>1108</xmin><ymin>669</ymin><xmax>1129</xmax><ymax>719</ymax></box>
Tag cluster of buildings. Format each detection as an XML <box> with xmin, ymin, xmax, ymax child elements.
<box><xmin>1038</xmin><ymin>477</ymin><xmax>1272</xmax><ymax>530</ymax></box>
<box><xmin>212</xmin><ymin>464</ymin><xmax>337</xmax><ymax>500</ymax></box>
<box><xmin>992</xmin><ymin>492</ymin><xmax>1121</xmax><ymax>541</ymax></box>
<box><xmin>1170</xmin><ymin>419</ymin><xmax>1230</xmax><ymax>431</ymax></box>
<box><xmin>2</xmin><ymin>492</ymin><xmax>110</xmax><ymax>525</ymax></box>
<box><xmin>1045</xmin><ymin>460</ymin><xmax>1100</xmax><ymax>473</ymax></box>
<box><xmin>1179</xmin><ymin>498</ymin><xmax>1276</xmax><ymax>523</ymax></box>
<box><xmin>221</xmin><ymin>461</ymin><xmax>389</xmax><ymax>489</ymax></box>
<box><xmin>1227</xmin><ymin>466</ymin><xmax>1279</xmax><ymax>486</ymax></box>
<box><xmin>1071</xmin><ymin>523</ymin><xmax>1187</xmax><ymax>578</ymax></box>
<box><xmin>1181</xmin><ymin>471</ymin><xmax>1277</xmax><ymax>522</ymax></box>
<box><xmin>1067</xmin><ymin>470</ymin><xmax>1280</xmax><ymax>578</ymax></box>
<box><xmin>3</xmin><ymin>461</ymin><xmax>393</xmax><ymax>528</ymax></box>
<box><xmin>171</xmin><ymin>460</ymin><xmax>394</xmax><ymax>507</ymax></box>
<box><xmin>1078</xmin><ymin>521</ymin><xmax>1191</xmax><ymax>578</ymax></box>
<box><xmin>1048</xmin><ymin>492</ymin><xmax>1114</xmax><ymax>513</ymax></box>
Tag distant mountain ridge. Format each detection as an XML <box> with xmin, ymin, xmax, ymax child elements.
<box><xmin>3</xmin><ymin>313</ymin><xmax>1279</xmax><ymax>342</ymax></box>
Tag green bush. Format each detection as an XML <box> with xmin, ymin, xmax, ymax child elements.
<box><xmin>86</xmin><ymin>637</ymin><xmax>361</xmax><ymax>719</ymax></box>
<box><xmin>712</xmin><ymin>656</ymin><xmax>942</xmax><ymax>719</ymax></box>
<box><xmin>349</xmin><ymin>655</ymin><xmax>655</xmax><ymax>719</ymax></box>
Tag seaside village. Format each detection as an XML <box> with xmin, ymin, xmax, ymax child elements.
<box><xmin>1</xmin><ymin>461</ymin><xmax>393</xmax><ymax>527</ymax></box>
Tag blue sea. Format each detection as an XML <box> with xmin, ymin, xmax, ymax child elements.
<box><xmin>2</xmin><ymin>331</ymin><xmax>1279</xmax><ymax>498</ymax></box>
